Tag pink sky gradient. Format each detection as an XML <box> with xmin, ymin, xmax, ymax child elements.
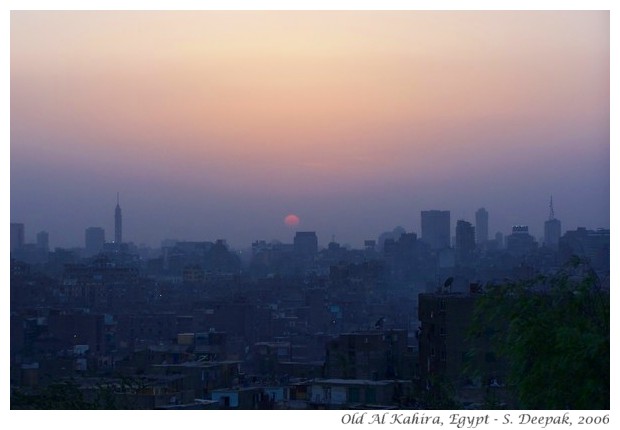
<box><xmin>11</xmin><ymin>11</ymin><xmax>609</xmax><ymax>248</ymax></box>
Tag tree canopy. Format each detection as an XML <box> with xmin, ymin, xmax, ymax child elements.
<box><xmin>471</xmin><ymin>258</ymin><xmax>609</xmax><ymax>409</ymax></box>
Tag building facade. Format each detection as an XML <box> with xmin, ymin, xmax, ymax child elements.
<box><xmin>421</xmin><ymin>210</ymin><xmax>451</xmax><ymax>251</ymax></box>
<box><xmin>455</xmin><ymin>220</ymin><xmax>475</xmax><ymax>264</ymax></box>
<box><xmin>505</xmin><ymin>226</ymin><xmax>537</xmax><ymax>257</ymax></box>
<box><xmin>11</xmin><ymin>222</ymin><xmax>25</xmax><ymax>253</ymax></box>
<box><xmin>475</xmin><ymin>208</ymin><xmax>488</xmax><ymax>245</ymax></box>
<box><xmin>85</xmin><ymin>227</ymin><xmax>106</xmax><ymax>257</ymax></box>
<box><xmin>294</xmin><ymin>231</ymin><xmax>318</xmax><ymax>257</ymax></box>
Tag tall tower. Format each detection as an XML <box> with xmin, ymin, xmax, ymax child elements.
<box><xmin>475</xmin><ymin>208</ymin><xmax>489</xmax><ymax>245</ymax></box>
<box><xmin>455</xmin><ymin>220</ymin><xmax>476</xmax><ymax>264</ymax></box>
<box><xmin>114</xmin><ymin>193</ymin><xmax>122</xmax><ymax>244</ymax></box>
<box><xmin>421</xmin><ymin>210</ymin><xmax>451</xmax><ymax>250</ymax></box>
<box><xmin>10</xmin><ymin>223</ymin><xmax>25</xmax><ymax>253</ymax></box>
<box><xmin>544</xmin><ymin>196</ymin><xmax>561</xmax><ymax>250</ymax></box>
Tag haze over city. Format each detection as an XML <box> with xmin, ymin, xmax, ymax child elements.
<box><xmin>8</xmin><ymin>7</ymin><xmax>611</xmax><ymax>413</ymax></box>
<box><xmin>11</xmin><ymin>11</ymin><xmax>609</xmax><ymax>249</ymax></box>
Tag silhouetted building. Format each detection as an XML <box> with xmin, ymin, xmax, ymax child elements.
<box><xmin>11</xmin><ymin>223</ymin><xmax>25</xmax><ymax>253</ymax></box>
<box><xmin>324</xmin><ymin>329</ymin><xmax>411</xmax><ymax>380</ymax></box>
<box><xmin>85</xmin><ymin>227</ymin><xmax>105</xmax><ymax>257</ymax></box>
<box><xmin>115</xmin><ymin>193</ymin><xmax>122</xmax><ymax>244</ymax></box>
<box><xmin>475</xmin><ymin>208</ymin><xmax>488</xmax><ymax>245</ymax></box>
<box><xmin>421</xmin><ymin>210</ymin><xmax>450</xmax><ymax>250</ymax></box>
<box><xmin>505</xmin><ymin>225</ymin><xmax>537</xmax><ymax>257</ymax></box>
<box><xmin>294</xmin><ymin>231</ymin><xmax>318</xmax><ymax>257</ymax></box>
<box><xmin>418</xmin><ymin>290</ymin><xmax>510</xmax><ymax>407</ymax></box>
<box><xmin>205</xmin><ymin>239</ymin><xmax>241</xmax><ymax>273</ymax></box>
<box><xmin>455</xmin><ymin>220</ymin><xmax>475</xmax><ymax>264</ymax></box>
<box><xmin>559</xmin><ymin>227</ymin><xmax>609</xmax><ymax>273</ymax></box>
<box><xmin>47</xmin><ymin>310</ymin><xmax>107</xmax><ymax>354</ymax></box>
<box><xmin>36</xmin><ymin>231</ymin><xmax>49</xmax><ymax>252</ymax></box>
<box><xmin>364</xmin><ymin>240</ymin><xmax>376</xmax><ymax>252</ymax></box>
<box><xmin>544</xmin><ymin>197</ymin><xmax>561</xmax><ymax>251</ymax></box>
<box><xmin>308</xmin><ymin>379</ymin><xmax>413</xmax><ymax>409</ymax></box>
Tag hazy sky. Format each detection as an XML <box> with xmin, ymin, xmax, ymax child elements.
<box><xmin>10</xmin><ymin>10</ymin><xmax>610</xmax><ymax>249</ymax></box>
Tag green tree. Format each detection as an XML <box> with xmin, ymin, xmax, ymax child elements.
<box><xmin>471</xmin><ymin>258</ymin><xmax>609</xmax><ymax>409</ymax></box>
<box><xmin>11</xmin><ymin>380</ymin><xmax>93</xmax><ymax>409</ymax></box>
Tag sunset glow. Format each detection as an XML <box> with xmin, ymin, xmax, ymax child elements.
<box><xmin>10</xmin><ymin>10</ymin><xmax>610</xmax><ymax>247</ymax></box>
<box><xmin>284</xmin><ymin>214</ymin><xmax>301</xmax><ymax>227</ymax></box>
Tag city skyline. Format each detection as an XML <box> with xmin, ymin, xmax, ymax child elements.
<box><xmin>9</xmin><ymin>195</ymin><xmax>607</xmax><ymax>251</ymax></box>
<box><xmin>10</xmin><ymin>11</ymin><xmax>610</xmax><ymax>249</ymax></box>
<box><xmin>7</xmin><ymin>5</ymin><xmax>612</xmax><ymax>414</ymax></box>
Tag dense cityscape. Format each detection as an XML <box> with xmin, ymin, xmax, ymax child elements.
<box><xmin>10</xmin><ymin>197</ymin><xmax>610</xmax><ymax>409</ymax></box>
<box><xmin>10</xmin><ymin>9</ymin><xmax>609</xmax><ymax>413</ymax></box>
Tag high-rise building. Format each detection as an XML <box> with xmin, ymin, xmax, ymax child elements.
<box><xmin>506</xmin><ymin>225</ymin><xmax>537</xmax><ymax>257</ymax></box>
<box><xmin>544</xmin><ymin>196</ymin><xmax>561</xmax><ymax>251</ymax></box>
<box><xmin>455</xmin><ymin>220</ymin><xmax>476</xmax><ymax>263</ymax></box>
<box><xmin>114</xmin><ymin>193</ymin><xmax>122</xmax><ymax>244</ymax></box>
<box><xmin>418</xmin><ymin>291</ymin><xmax>512</xmax><ymax>406</ymax></box>
<box><xmin>475</xmin><ymin>208</ymin><xmax>489</xmax><ymax>245</ymax></box>
<box><xmin>85</xmin><ymin>227</ymin><xmax>105</xmax><ymax>257</ymax></box>
<box><xmin>294</xmin><ymin>231</ymin><xmax>318</xmax><ymax>257</ymax></box>
<box><xmin>10</xmin><ymin>223</ymin><xmax>25</xmax><ymax>253</ymax></box>
<box><xmin>559</xmin><ymin>227</ymin><xmax>609</xmax><ymax>273</ymax></box>
<box><xmin>421</xmin><ymin>210</ymin><xmax>451</xmax><ymax>250</ymax></box>
<box><xmin>36</xmin><ymin>231</ymin><xmax>49</xmax><ymax>252</ymax></box>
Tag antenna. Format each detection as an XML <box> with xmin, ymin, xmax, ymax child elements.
<box><xmin>549</xmin><ymin>195</ymin><xmax>554</xmax><ymax>220</ymax></box>
<box><xmin>117</xmin><ymin>192</ymin><xmax>120</xmax><ymax>206</ymax></box>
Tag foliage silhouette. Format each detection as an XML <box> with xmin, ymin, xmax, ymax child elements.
<box><xmin>470</xmin><ymin>258</ymin><xmax>609</xmax><ymax>409</ymax></box>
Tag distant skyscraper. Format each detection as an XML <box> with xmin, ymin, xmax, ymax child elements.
<box><xmin>85</xmin><ymin>227</ymin><xmax>106</xmax><ymax>257</ymax></box>
<box><xmin>36</xmin><ymin>231</ymin><xmax>49</xmax><ymax>252</ymax></box>
<box><xmin>421</xmin><ymin>210</ymin><xmax>450</xmax><ymax>250</ymax></box>
<box><xmin>455</xmin><ymin>220</ymin><xmax>475</xmax><ymax>263</ymax></box>
<box><xmin>544</xmin><ymin>196</ymin><xmax>561</xmax><ymax>251</ymax></box>
<box><xmin>506</xmin><ymin>225</ymin><xmax>537</xmax><ymax>256</ymax></box>
<box><xmin>10</xmin><ymin>223</ymin><xmax>25</xmax><ymax>253</ymax></box>
<box><xmin>114</xmin><ymin>193</ymin><xmax>122</xmax><ymax>244</ymax></box>
<box><xmin>294</xmin><ymin>231</ymin><xmax>318</xmax><ymax>257</ymax></box>
<box><xmin>475</xmin><ymin>208</ymin><xmax>489</xmax><ymax>244</ymax></box>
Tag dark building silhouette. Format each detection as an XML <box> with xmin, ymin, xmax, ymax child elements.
<box><xmin>418</xmin><ymin>290</ymin><xmax>510</xmax><ymax>407</ymax></box>
<box><xmin>11</xmin><ymin>222</ymin><xmax>25</xmax><ymax>253</ymax></box>
<box><xmin>505</xmin><ymin>225</ymin><xmax>537</xmax><ymax>257</ymax></box>
<box><xmin>294</xmin><ymin>231</ymin><xmax>318</xmax><ymax>257</ymax></box>
<box><xmin>544</xmin><ymin>197</ymin><xmax>561</xmax><ymax>251</ymax></box>
<box><xmin>559</xmin><ymin>227</ymin><xmax>609</xmax><ymax>273</ymax></box>
<box><xmin>8</xmin><ymin>186</ymin><xmax>610</xmax><ymax>410</ymax></box>
<box><xmin>324</xmin><ymin>329</ymin><xmax>412</xmax><ymax>380</ymax></box>
<box><xmin>421</xmin><ymin>210</ymin><xmax>450</xmax><ymax>250</ymax></box>
<box><xmin>115</xmin><ymin>193</ymin><xmax>122</xmax><ymax>244</ymax></box>
<box><xmin>475</xmin><ymin>208</ymin><xmax>488</xmax><ymax>245</ymax></box>
<box><xmin>85</xmin><ymin>227</ymin><xmax>105</xmax><ymax>257</ymax></box>
<box><xmin>36</xmin><ymin>231</ymin><xmax>49</xmax><ymax>252</ymax></box>
<box><xmin>46</xmin><ymin>310</ymin><xmax>107</xmax><ymax>355</ymax></box>
<box><xmin>455</xmin><ymin>220</ymin><xmax>475</xmax><ymax>264</ymax></box>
